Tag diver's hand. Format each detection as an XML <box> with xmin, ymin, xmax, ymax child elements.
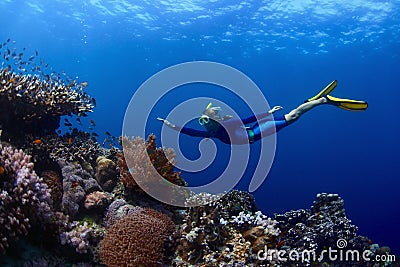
<box><xmin>157</xmin><ymin>117</ymin><xmax>176</xmax><ymax>128</ymax></box>
<box><xmin>222</xmin><ymin>115</ymin><xmax>233</xmax><ymax>121</ymax></box>
<box><xmin>268</xmin><ymin>106</ymin><xmax>283</xmax><ymax>114</ymax></box>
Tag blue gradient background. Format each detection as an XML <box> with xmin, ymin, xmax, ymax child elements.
<box><xmin>1</xmin><ymin>0</ymin><xmax>399</xmax><ymax>254</ymax></box>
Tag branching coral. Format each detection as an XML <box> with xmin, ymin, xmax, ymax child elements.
<box><xmin>146</xmin><ymin>134</ymin><xmax>185</xmax><ymax>186</ymax></box>
<box><xmin>60</xmin><ymin>220</ymin><xmax>104</xmax><ymax>255</ymax></box>
<box><xmin>0</xmin><ymin>69</ymin><xmax>94</xmax><ymax>140</ymax></box>
<box><xmin>117</xmin><ymin>134</ymin><xmax>186</xmax><ymax>195</ymax></box>
<box><xmin>60</xmin><ymin>221</ymin><xmax>92</xmax><ymax>254</ymax></box>
<box><xmin>0</xmin><ymin>144</ymin><xmax>52</xmax><ymax>253</ymax></box>
<box><xmin>0</xmin><ymin>70</ymin><xmax>93</xmax><ymax>119</ymax></box>
<box><xmin>99</xmin><ymin>207</ymin><xmax>175</xmax><ymax>267</ymax></box>
<box><xmin>24</xmin><ymin>129</ymin><xmax>103</xmax><ymax>173</ymax></box>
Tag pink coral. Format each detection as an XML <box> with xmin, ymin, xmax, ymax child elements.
<box><xmin>0</xmin><ymin>144</ymin><xmax>52</xmax><ymax>253</ymax></box>
<box><xmin>59</xmin><ymin>221</ymin><xmax>103</xmax><ymax>254</ymax></box>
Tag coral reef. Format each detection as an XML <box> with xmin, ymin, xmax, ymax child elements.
<box><xmin>175</xmin><ymin>191</ymin><xmax>280</xmax><ymax>266</ymax></box>
<box><xmin>99</xmin><ymin>207</ymin><xmax>175</xmax><ymax>267</ymax></box>
<box><xmin>41</xmin><ymin>170</ymin><xmax>63</xmax><ymax>210</ymax></box>
<box><xmin>60</xmin><ymin>220</ymin><xmax>104</xmax><ymax>255</ymax></box>
<box><xmin>24</xmin><ymin>129</ymin><xmax>103</xmax><ymax>174</ymax></box>
<box><xmin>0</xmin><ymin>144</ymin><xmax>52</xmax><ymax>253</ymax></box>
<box><xmin>273</xmin><ymin>193</ymin><xmax>377</xmax><ymax>265</ymax></box>
<box><xmin>215</xmin><ymin>190</ymin><xmax>258</xmax><ymax>219</ymax></box>
<box><xmin>118</xmin><ymin>134</ymin><xmax>187</xmax><ymax>195</ymax></box>
<box><xmin>84</xmin><ymin>191</ymin><xmax>111</xmax><ymax>210</ymax></box>
<box><xmin>176</xmin><ymin>192</ymin><xmax>234</xmax><ymax>264</ymax></box>
<box><xmin>0</xmin><ymin>69</ymin><xmax>94</xmax><ymax>140</ymax></box>
<box><xmin>0</xmin><ymin>40</ymin><xmax>397</xmax><ymax>266</ymax></box>
<box><xmin>60</xmin><ymin>221</ymin><xmax>92</xmax><ymax>254</ymax></box>
<box><xmin>60</xmin><ymin>161</ymin><xmax>102</xmax><ymax>218</ymax></box>
<box><xmin>231</xmin><ymin>210</ymin><xmax>281</xmax><ymax>251</ymax></box>
<box><xmin>203</xmin><ymin>232</ymin><xmax>252</xmax><ymax>266</ymax></box>
<box><xmin>95</xmin><ymin>156</ymin><xmax>118</xmax><ymax>192</ymax></box>
<box><xmin>174</xmin><ymin>192</ymin><xmax>397</xmax><ymax>266</ymax></box>
<box><xmin>103</xmin><ymin>199</ymin><xmax>142</xmax><ymax>228</ymax></box>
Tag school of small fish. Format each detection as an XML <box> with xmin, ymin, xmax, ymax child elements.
<box><xmin>0</xmin><ymin>38</ymin><xmax>119</xmax><ymax>147</ymax></box>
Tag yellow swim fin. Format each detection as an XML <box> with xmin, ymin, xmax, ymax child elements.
<box><xmin>307</xmin><ymin>80</ymin><xmax>337</xmax><ymax>102</ymax></box>
<box><xmin>326</xmin><ymin>95</ymin><xmax>368</xmax><ymax>111</ymax></box>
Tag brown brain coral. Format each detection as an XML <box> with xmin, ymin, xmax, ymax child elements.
<box><xmin>99</xmin><ymin>208</ymin><xmax>175</xmax><ymax>267</ymax></box>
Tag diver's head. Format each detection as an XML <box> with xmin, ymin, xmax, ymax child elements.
<box><xmin>198</xmin><ymin>102</ymin><xmax>231</xmax><ymax>132</ymax></box>
<box><xmin>199</xmin><ymin>102</ymin><xmax>222</xmax><ymax>125</ymax></box>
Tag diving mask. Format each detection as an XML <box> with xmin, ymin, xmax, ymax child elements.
<box><xmin>199</xmin><ymin>102</ymin><xmax>223</xmax><ymax>125</ymax></box>
<box><xmin>198</xmin><ymin>115</ymin><xmax>210</xmax><ymax>125</ymax></box>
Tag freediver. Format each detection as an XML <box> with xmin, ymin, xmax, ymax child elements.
<box><xmin>157</xmin><ymin>80</ymin><xmax>368</xmax><ymax>144</ymax></box>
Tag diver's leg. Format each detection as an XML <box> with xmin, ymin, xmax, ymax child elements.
<box><xmin>284</xmin><ymin>97</ymin><xmax>327</xmax><ymax>125</ymax></box>
<box><xmin>250</xmin><ymin>115</ymin><xmax>288</xmax><ymax>142</ymax></box>
<box><xmin>248</xmin><ymin>98</ymin><xmax>326</xmax><ymax>143</ymax></box>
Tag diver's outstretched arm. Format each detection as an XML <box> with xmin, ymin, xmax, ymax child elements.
<box><xmin>157</xmin><ymin>117</ymin><xmax>211</xmax><ymax>138</ymax></box>
<box><xmin>157</xmin><ymin>117</ymin><xmax>177</xmax><ymax>129</ymax></box>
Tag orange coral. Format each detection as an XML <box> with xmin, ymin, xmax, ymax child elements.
<box><xmin>117</xmin><ymin>151</ymin><xmax>137</xmax><ymax>190</ymax></box>
<box><xmin>99</xmin><ymin>207</ymin><xmax>175</xmax><ymax>267</ymax></box>
<box><xmin>117</xmin><ymin>134</ymin><xmax>186</xmax><ymax>194</ymax></box>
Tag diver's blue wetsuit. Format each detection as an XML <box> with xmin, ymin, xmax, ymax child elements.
<box><xmin>175</xmin><ymin>112</ymin><xmax>287</xmax><ymax>145</ymax></box>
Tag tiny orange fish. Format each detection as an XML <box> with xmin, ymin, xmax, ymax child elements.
<box><xmin>68</xmin><ymin>137</ymin><xmax>73</xmax><ymax>145</ymax></box>
<box><xmin>109</xmin><ymin>143</ymin><xmax>113</xmax><ymax>148</ymax></box>
<box><xmin>10</xmin><ymin>77</ymin><xmax>15</xmax><ymax>83</ymax></box>
<box><xmin>0</xmin><ymin>166</ymin><xmax>5</xmax><ymax>175</ymax></box>
<box><xmin>33</xmin><ymin>139</ymin><xmax>42</xmax><ymax>145</ymax></box>
<box><xmin>81</xmin><ymin>147</ymin><xmax>87</xmax><ymax>151</ymax></box>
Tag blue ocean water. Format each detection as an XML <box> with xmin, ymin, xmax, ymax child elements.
<box><xmin>1</xmin><ymin>0</ymin><xmax>399</xmax><ymax>255</ymax></box>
